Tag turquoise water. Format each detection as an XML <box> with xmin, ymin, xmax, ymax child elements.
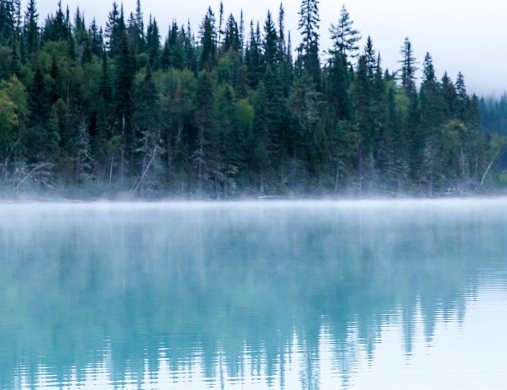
<box><xmin>1</xmin><ymin>199</ymin><xmax>506</xmax><ymax>389</ymax></box>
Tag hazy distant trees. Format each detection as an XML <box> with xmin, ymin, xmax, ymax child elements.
<box><xmin>0</xmin><ymin>0</ymin><xmax>504</xmax><ymax>197</ymax></box>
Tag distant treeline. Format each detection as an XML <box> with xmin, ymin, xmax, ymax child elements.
<box><xmin>0</xmin><ymin>0</ymin><xmax>505</xmax><ymax>198</ymax></box>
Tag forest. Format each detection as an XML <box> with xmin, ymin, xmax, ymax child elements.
<box><xmin>0</xmin><ymin>0</ymin><xmax>506</xmax><ymax>198</ymax></box>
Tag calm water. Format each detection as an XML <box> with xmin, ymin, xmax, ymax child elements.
<box><xmin>1</xmin><ymin>199</ymin><xmax>506</xmax><ymax>390</ymax></box>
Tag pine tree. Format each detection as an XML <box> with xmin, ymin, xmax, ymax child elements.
<box><xmin>455</xmin><ymin>72</ymin><xmax>469</xmax><ymax>121</ymax></box>
<box><xmin>42</xmin><ymin>1</ymin><xmax>71</xmax><ymax>43</ymax></box>
<box><xmin>126</xmin><ymin>0</ymin><xmax>145</xmax><ymax>54</ymax></box>
<box><xmin>91</xmin><ymin>96</ymin><xmax>109</xmax><ymax>177</ymax></box>
<box><xmin>399</xmin><ymin>37</ymin><xmax>417</xmax><ymax>97</ymax></box>
<box><xmin>222</xmin><ymin>14</ymin><xmax>240</xmax><ymax>53</ymax></box>
<box><xmin>25</xmin><ymin>69</ymin><xmax>61</xmax><ymax>178</ymax></box>
<box><xmin>398</xmin><ymin>37</ymin><xmax>420</xmax><ymax>183</ymax></box>
<box><xmin>297</xmin><ymin>0</ymin><xmax>320</xmax><ymax>87</ymax></box>
<box><xmin>23</xmin><ymin>0</ymin><xmax>38</xmax><ymax>58</ymax></box>
<box><xmin>105</xmin><ymin>2</ymin><xmax>120</xmax><ymax>56</ymax></box>
<box><xmin>132</xmin><ymin>65</ymin><xmax>164</xmax><ymax>196</ymax></box>
<box><xmin>262</xmin><ymin>11</ymin><xmax>278</xmax><ymax>70</ymax></box>
<box><xmin>0</xmin><ymin>0</ymin><xmax>17</xmax><ymax>45</ymax></box>
<box><xmin>245</xmin><ymin>21</ymin><xmax>262</xmax><ymax>88</ymax></box>
<box><xmin>193</xmin><ymin>70</ymin><xmax>215</xmax><ymax>193</ymax></box>
<box><xmin>441</xmin><ymin>72</ymin><xmax>456</xmax><ymax>120</ymax></box>
<box><xmin>418</xmin><ymin>52</ymin><xmax>444</xmax><ymax>194</ymax></box>
<box><xmin>352</xmin><ymin>55</ymin><xmax>374</xmax><ymax>191</ymax></box>
<box><xmin>329</xmin><ymin>6</ymin><xmax>361</xmax><ymax>63</ymax></box>
<box><xmin>112</xmin><ymin>8</ymin><xmax>136</xmax><ymax>182</ymax></box>
<box><xmin>89</xmin><ymin>20</ymin><xmax>104</xmax><ymax>57</ymax></box>
<box><xmin>146</xmin><ymin>16</ymin><xmax>160</xmax><ymax>69</ymax></box>
<box><xmin>74</xmin><ymin>8</ymin><xmax>92</xmax><ymax>64</ymax></box>
<box><xmin>325</xmin><ymin>50</ymin><xmax>351</xmax><ymax>122</ymax></box>
<box><xmin>198</xmin><ymin>7</ymin><xmax>217</xmax><ymax>71</ymax></box>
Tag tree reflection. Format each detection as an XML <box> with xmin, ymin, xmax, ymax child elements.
<box><xmin>0</xmin><ymin>202</ymin><xmax>506</xmax><ymax>389</ymax></box>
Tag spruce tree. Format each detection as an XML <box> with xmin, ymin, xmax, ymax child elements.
<box><xmin>112</xmin><ymin>8</ymin><xmax>136</xmax><ymax>182</ymax></box>
<box><xmin>297</xmin><ymin>0</ymin><xmax>320</xmax><ymax>87</ymax></box>
<box><xmin>262</xmin><ymin>11</ymin><xmax>278</xmax><ymax>70</ymax></box>
<box><xmin>198</xmin><ymin>7</ymin><xmax>217</xmax><ymax>71</ymax></box>
<box><xmin>352</xmin><ymin>55</ymin><xmax>374</xmax><ymax>191</ymax></box>
<box><xmin>23</xmin><ymin>0</ymin><xmax>38</xmax><ymax>58</ymax></box>
<box><xmin>89</xmin><ymin>20</ymin><xmax>104</xmax><ymax>57</ymax></box>
<box><xmin>194</xmin><ymin>70</ymin><xmax>215</xmax><ymax>193</ymax></box>
<box><xmin>146</xmin><ymin>16</ymin><xmax>160</xmax><ymax>69</ymax></box>
<box><xmin>105</xmin><ymin>2</ymin><xmax>120</xmax><ymax>56</ymax></box>
<box><xmin>418</xmin><ymin>52</ymin><xmax>444</xmax><ymax>194</ymax></box>
<box><xmin>132</xmin><ymin>65</ymin><xmax>164</xmax><ymax>196</ymax></box>
<box><xmin>245</xmin><ymin>21</ymin><xmax>262</xmax><ymax>88</ymax></box>
<box><xmin>329</xmin><ymin>6</ymin><xmax>361</xmax><ymax>63</ymax></box>
<box><xmin>222</xmin><ymin>14</ymin><xmax>240</xmax><ymax>53</ymax></box>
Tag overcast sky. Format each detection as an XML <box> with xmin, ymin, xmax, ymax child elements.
<box><xmin>34</xmin><ymin>0</ymin><xmax>507</xmax><ymax>97</ymax></box>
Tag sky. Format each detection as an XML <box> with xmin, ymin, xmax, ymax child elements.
<box><xmin>33</xmin><ymin>0</ymin><xmax>507</xmax><ymax>97</ymax></box>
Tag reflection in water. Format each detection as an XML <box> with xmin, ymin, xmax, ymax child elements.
<box><xmin>0</xmin><ymin>200</ymin><xmax>506</xmax><ymax>389</ymax></box>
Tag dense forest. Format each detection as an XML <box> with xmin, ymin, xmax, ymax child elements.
<box><xmin>0</xmin><ymin>0</ymin><xmax>506</xmax><ymax>198</ymax></box>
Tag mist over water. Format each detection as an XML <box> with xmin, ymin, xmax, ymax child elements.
<box><xmin>1</xmin><ymin>199</ymin><xmax>506</xmax><ymax>389</ymax></box>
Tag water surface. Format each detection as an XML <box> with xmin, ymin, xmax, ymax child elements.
<box><xmin>1</xmin><ymin>199</ymin><xmax>506</xmax><ymax>389</ymax></box>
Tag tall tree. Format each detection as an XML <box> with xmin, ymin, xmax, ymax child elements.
<box><xmin>262</xmin><ymin>11</ymin><xmax>278</xmax><ymax>70</ymax></box>
<box><xmin>352</xmin><ymin>55</ymin><xmax>375</xmax><ymax>191</ymax></box>
<box><xmin>418</xmin><ymin>52</ymin><xmax>444</xmax><ymax>194</ymax></box>
<box><xmin>399</xmin><ymin>37</ymin><xmax>417</xmax><ymax>97</ymax></box>
<box><xmin>297</xmin><ymin>0</ymin><xmax>320</xmax><ymax>87</ymax></box>
<box><xmin>193</xmin><ymin>70</ymin><xmax>215</xmax><ymax>193</ymax></box>
<box><xmin>198</xmin><ymin>7</ymin><xmax>217</xmax><ymax>71</ymax></box>
<box><xmin>146</xmin><ymin>16</ymin><xmax>160</xmax><ymax>69</ymax></box>
<box><xmin>132</xmin><ymin>65</ymin><xmax>164</xmax><ymax>196</ymax></box>
<box><xmin>104</xmin><ymin>1</ymin><xmax>120</xmax><ymax>56</ymax></box>
<box><xmin>398</xmin><ymin>37</ymin><xmax>419</xmax><ymax>182</ymax></box>
<box><xmin>329</xmin><ymin>5</ymin><xmax>361</xmax><ymax>63</ymax></box>
<box><xmin>23</xmin><ymin>0</ymin><xmax>38</xmax><ymax>58</ymax></box>
<box><xmin>112</xmin><ymin>8</ymin><xmax>136</xmax><ymax>183</ymax></box>
<box><xmin>42</xmin><ymin>1</ymin><xmax>71</xmax><ymax>43</ymax></box>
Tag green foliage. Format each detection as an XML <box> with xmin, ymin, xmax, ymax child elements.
<box><xmin>0</xmin><ymin>1</ymin><xmax>502</xmax><ymax>197</ymax></box>
<box><xmin>329</xmin><ymin>5</ymin><xmax>361</xmax><ymax>62</ymax></box>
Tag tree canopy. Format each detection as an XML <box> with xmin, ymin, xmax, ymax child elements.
<box><xmin>0</xmin><ymin>0</ymin><xmax>504</xmax><ymax>198</ymax></box>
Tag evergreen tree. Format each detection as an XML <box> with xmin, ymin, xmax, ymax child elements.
<box><xmin>91</xmin><ymin>96</ymin><xmax>109</xmax><ymax>177</ymax></box>
<box><xmin>193</xmin><ymin>70</ymin><xmax>215</xmax><ymax>193</ymax></box>
<box><xmin>132</xmin><ymin>65</ymin><xmax>164</xmax><ymax>196</ymax></box>
<box><xmin>399</xmin><ymin>37</ymin><xmax>417</xmax><ymax>97</ymax></box>
<box><xmin>74</xmin><ymin>8</ymin><xmax>92</xmax><ymax>63</ymax></box>
<box><xmin>245</xmin><ymin>21</ymin><xmax>262</xmax><ymax>88</ymax></box>
<box><xmin>198</xmin><ymin>7</ymin><xmax>217</xmax><ymax>71</ymax></box>
<box><xmin>126</xmin><ymin>0</ymin><xmax>145</xmax><ymax>54</ymax></box>
<box><xmin>42</xmin><ymin>1</ymin><xmax>71</xmax><ymax>43</ymax></box>
<box><xmin>440</xmin><ymin>72</ymin><xmax>456</xmax><ymax>120</ymax></box>
<box><xmin>418</xmin><ymin>52</ymin><xmax>444</xmax><ymax>194</ymax></box>
<box><xmin>329</xmin><ymin>6</ymin><xmax>361</xmax><ymax>63</ymax></box>
<box><xmin>398</xmin><ymin>37</ymin><xmax>419</xmax><ymax>182</ymax></box>
<box><xmin>26</xmin><ymin>68</ymin><xmax>61</xmax><ymax>179</ymax></box>
<box><xmin>23</xmin><ymin>0</ymin><xmax>38</xmax><ymax>58</ymax></box>
<box><xmin>0</xmin><ymin>0</ymin><xmax>17</xmax><ymax>45</ymax></box>
<box><xmin>222</xmin><ymin>14</ymin><xmax>240</xmax><ymax>53</ymax></box>
<box><xmin>262</xmin><ymin>11</ymin><xmax>278</xmax><ymax>70</ymax></box>
<box><xmin>325</xmin><ymin>50</ymin><xmax>351</xmax><ymax>122</ymax></box>
<box><xmin>352</xmin><ymin>55</ymin><xmax>375</xmax><ymax>191</ymax></box>
<box><xmin>455</xmin><ymin>72</ymin><xmax>469</xmax><ymax>121</ymax></box>
<box><xmin>112</xmin><ymin>9</ymin><xmax>136</xmax><ymax>182</ymax></box>
<box><xmin>105</xmin><ymin>2</ymin><xmax>121</xmax><ymax>56</ymax></box>
<box><xmin>146</xmin><ymin>16</ymin><xmax>160</xmax><ymax>69</ymax></box>
<box><xmin>297</xmin><ymin>0</ymin><xmax>320</xmax><ymax>87</ymax></box>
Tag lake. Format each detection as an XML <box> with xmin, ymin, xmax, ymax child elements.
<box><xmin>1</xmin><ymin>199</ymin><xmax>506</xmax><ymax>389</ymax></box>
